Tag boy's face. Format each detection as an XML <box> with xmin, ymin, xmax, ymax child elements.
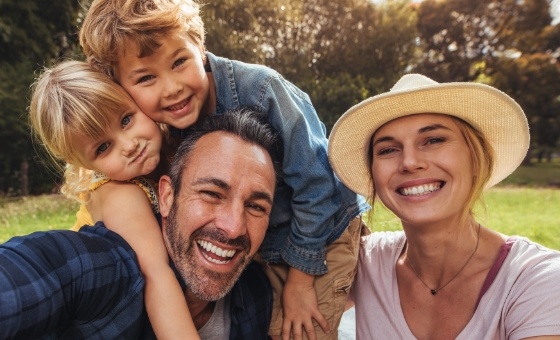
<box><xmin>115</xmin><ymin>35</ymin><xmax>211</xmax><ymax>129</ymax></box>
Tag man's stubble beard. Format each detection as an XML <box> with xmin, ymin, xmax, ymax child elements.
<box><xmin>164</xmin><ymin>201</ymin><xmax>253</xmax><ymax>301</ymax></box>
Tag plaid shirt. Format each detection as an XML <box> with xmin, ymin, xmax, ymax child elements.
<box><xmin>0</xmin><ymin>223</ymin><xmax>272</xmax><ymax>339</ymax></box>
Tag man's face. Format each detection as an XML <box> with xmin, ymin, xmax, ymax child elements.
<box><xmin>159</xmin><ymin>131</ymin><xmax>275</xmax><ymax>301</ymax></box>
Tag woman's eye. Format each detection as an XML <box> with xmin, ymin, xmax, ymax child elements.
<box><xmin>426</xmin><ymin>137</ymin><xmax>445</xmax><ymax>145</ymax></box>
<box><xmin>376</xmin><ymin>147</ymin><xmax>397</xmax><ymax>156</ymax></box>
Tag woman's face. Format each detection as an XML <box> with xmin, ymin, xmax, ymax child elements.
<box><xmin>370</xmin><ymin>113</ymin><xmax>473</xmax><ymax>227</ymax></box>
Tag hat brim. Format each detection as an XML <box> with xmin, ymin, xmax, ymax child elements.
<box><xmin>328</xmin><ymin>82</ymin><xmax>530</xmax><ymax>198</ymax></box>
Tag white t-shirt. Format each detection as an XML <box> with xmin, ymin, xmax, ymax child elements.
<box><xmin>350</xmin><ymin>231</ymin><xmax>560</xmax><ymax>340</ymax></box>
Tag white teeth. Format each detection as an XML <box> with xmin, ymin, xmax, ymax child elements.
<box><xmin>197</xmin><ymin>240</ymin><xmax>236</xmax><ymax>259</ymax></box>
<box><xmin>168</xmin><ymin>100</ymin><xmax>187</xmax><ymax>111</ymax></box>
<box><xmin>401</xmin><ymin>183</ymin><xmax>440</xmax><ymax>196</ymax></box>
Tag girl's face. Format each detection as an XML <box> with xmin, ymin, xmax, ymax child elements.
<box><xmin>370</xmin><ymin>113</ymin><xmax>473</xmax><ymax>227</ymax></box>
<box><xmin>76</xmin><ymin>98</ymin><xmax>162</xmax><ymax>181</ymax></box>
<box><xmin>115</xmin><ymin>34</ymin><xmax>211</xmax><ymax>129</ymax></box>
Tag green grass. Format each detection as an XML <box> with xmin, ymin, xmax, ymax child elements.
<box><xmin>366</xmin><ymin>187</ymin><xmax>560</xmax><ymax>250</ymax></box>
<box><xmin>0</xmin><ymin>195</ymin><xmax>78</xmax><ymax>242</ymax></box>
<box><xmin>0</xmin><ymin>161</ymin><xmax>559</xmax><ymax>249</ymax></box>
<box><xmin>501</xmin><ymin>161</ymin><xmax>560</xmax><ymax>187</ymax></box>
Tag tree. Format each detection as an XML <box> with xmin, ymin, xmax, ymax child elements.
<box><xmin>203</xmin><ymin>0</ymin><xmax>418</xmax><ymax>131</ymax></box>
<box><xmin>0</xmin><ymin>0</ymin><xmax>83</xmax><ymax>195</ymax></box>
<box><xmin>415</xmin><ymin>0</ymin><xmax>560</xmax><ymax>159</ymax></box>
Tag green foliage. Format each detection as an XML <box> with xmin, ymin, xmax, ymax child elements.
<box><xmin>0</xmin><ymin>0</ymin><xmax>558</xmax><ymax>194</ymax></box>
<box><xmin>0</xmin><ymin>0</ymin><xmax>83</xmax><ymax>195</ymax></box>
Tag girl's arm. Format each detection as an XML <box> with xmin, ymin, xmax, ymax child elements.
<box><xmin>90</xmin><ymin>181</ymin><xmax>200</xmax><ymax>340</ymax></box>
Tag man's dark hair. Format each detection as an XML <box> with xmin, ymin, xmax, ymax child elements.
<box><xmin>168</xmin><ymin>108</ymin><xmax>281</xmax><ymax>195</ymax></box>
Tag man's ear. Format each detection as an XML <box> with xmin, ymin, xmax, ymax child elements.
<box><xmin>159</xmin><ymin>175</ymin><xmax>174</xmax><ymax>218</ymax></box>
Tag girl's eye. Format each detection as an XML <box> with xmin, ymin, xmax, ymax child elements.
<box><xmin>121</xmin><ymin>115</ymin><xmax>132</xmax><ymax>127</ymax></box>
<box><xmin>96</xmin><ymin>142</ymin><xmax>110</xmax><ymax>155</ymax></box>
<box><xmin>173</xmin><ymin>58</ymin><xmax>186</xmax><ymax>69</ymax></box>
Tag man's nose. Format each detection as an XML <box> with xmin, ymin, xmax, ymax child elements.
<box><xmin>214</xmin><ymin>202</ymin><xmax>247</xmax><ymax>240</ymax></box>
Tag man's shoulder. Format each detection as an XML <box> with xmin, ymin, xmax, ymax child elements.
<box><xmin>235</xmin><ymin>261</ymin><xmax>271</xmax><ymax>293</ymax></box>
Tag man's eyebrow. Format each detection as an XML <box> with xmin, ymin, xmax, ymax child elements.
<box><xmin>193</xmin><ymin>177</ymin><xmax>230</xmax><ymax>190</ymax></box>
<box><xmin>193</xmin><ymin>177</ymin><xmax>273</xmax><ymax>204</ymax></box>
<box><xmin>249</xmin><ymin>191</ymin><xmax>273</xmax><ymax>205</ymax></box>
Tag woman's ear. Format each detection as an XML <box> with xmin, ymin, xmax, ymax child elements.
<box><xmin>158</xmin><ymin>175</ymin><xmax>174</xmax><ymax>218</ymax></box>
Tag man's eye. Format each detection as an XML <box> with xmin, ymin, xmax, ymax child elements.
<box><xmin>201</xmin><ymin>190</ymin><xmax>221</xmax><ymax>199</ymax></box>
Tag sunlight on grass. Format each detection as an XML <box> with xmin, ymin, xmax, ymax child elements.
<box><xmin>0</xmin><ymin>195</ymin><xmax>78</xmax><ymax>243</ymax></box>
<box><xmin>364</xmin><ymin>187</ymin><xmax>560</xmax><ymax>250</ymax></box>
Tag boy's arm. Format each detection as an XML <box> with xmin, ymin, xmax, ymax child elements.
<box><xmin>95</xmin><ymin>182</ymin><xmax>200</xmax><ymax>340</ymax></box>
<box><xmin>281</xmin><ymin>268</ymin><xmax>331</xmax><ymax>340</ymax></box>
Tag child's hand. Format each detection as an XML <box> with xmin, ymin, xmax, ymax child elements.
<box><xmin>281</xmin><ymin>268</ymin><xmax>330</xmax><ymax>340</ymax></box>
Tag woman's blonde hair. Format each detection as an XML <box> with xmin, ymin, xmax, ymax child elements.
<box><xmin>79</xmin><ymin>0</ymin><xmax>205</xmax><ymax>78</ymax></box>
<box><xmin>29</xmin><ymin>60</ymin><xmax>136</xmax><ymax>202</ymax></box>
<box><xmin>367</xmin><ymin>115</ymin><xmax>494</xmax><ymax>224</ymax></box>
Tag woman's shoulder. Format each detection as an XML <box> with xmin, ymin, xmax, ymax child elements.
<box><xmin>507</xmin><ymin>237</ymin><xmax>560</xmax><ymax>271</ymax></box>
<box><xmin>361</xmin><ymin>230</ymin><xmax>406</xmax><ymax>256</ymax></box>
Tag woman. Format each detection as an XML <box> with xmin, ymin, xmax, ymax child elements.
<box><xmin>328</xmin><ymin>74</ymin><xmax>560</xmax><ymax>339</ymax></box>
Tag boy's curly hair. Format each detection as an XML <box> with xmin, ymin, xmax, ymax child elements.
<box><xmin>79</xmin><ymin>0</ymin><xmax>205</xmax><ymax>78</ymax></box>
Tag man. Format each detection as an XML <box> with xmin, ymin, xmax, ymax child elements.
<box><xmin>0</xmin><ymin>110</ymin><xmax>278</xmax><ymax>339</ymax></box>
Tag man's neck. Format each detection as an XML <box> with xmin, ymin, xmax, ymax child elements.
<box><xmin>186</xmin><ymin>291</ymin><xmax>216</xmax><ymax>330</ymax></box>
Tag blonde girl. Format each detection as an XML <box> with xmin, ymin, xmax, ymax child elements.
<box><xmin>29</xmin><ymin>60</ymin><xmax>199</xmax><ymax>340</ymax></box>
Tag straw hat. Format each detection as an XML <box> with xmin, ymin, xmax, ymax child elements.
<box><xmin>328</xmin><ymin>73</ymin><xmax>530</xmax><ymax>198</ymax></box>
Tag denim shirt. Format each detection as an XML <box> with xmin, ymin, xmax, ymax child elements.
<box><xmin>206</xmin><ymin>52</ymin><xmax>370</xmax><ymax>275</ymax></box>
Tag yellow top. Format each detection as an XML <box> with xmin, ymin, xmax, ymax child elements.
<box><xmin>71</xmin><ymin>173</ymin><xmax>159</xmax><ymax>231</ymax></box>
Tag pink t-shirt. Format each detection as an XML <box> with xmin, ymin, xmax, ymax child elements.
<box><xmin>349</xmin><ymin>231</ymin><xmax>560</xmax><ymax>340</ymax></box>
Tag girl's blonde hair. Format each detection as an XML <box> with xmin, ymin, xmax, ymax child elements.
<box><xmin>79</xmin><ymin>0</ymin><xmax>205</xmax><ymax>78</ymax></box>
<box><xmin>29</xmin><ymin>60</ymin><xmax>136</xmax><ymax>202</ymax></box>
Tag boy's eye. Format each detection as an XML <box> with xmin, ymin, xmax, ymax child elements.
<box><xmin>121</xmin><ymin>115</ymin><xmax>132</xmax><ymax>127</ymax></box>
<box><xmin>96</xmin><ymin>142</ymin><xmax>110</xmax><ymax>155</ymax></box>
<box><xmin>173</xmin><ymin>58</ymin><xmax>186</xmax><ymax>69</ymax></box>
<box><xmin>138</xmin><ymin>75</ymin><xmax>154</xmax><ymax>84</ymax></box>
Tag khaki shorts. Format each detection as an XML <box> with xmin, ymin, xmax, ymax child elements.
<box><xmin>256</xmin><ymin>217</ymin><xmax>368</xmax><ymax>339</ymax></box>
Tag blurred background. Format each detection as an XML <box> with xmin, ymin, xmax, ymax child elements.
<box><xmin>0</xmin><ymin>0</ymin><xmax>559</xmax><ymax>196</ymax></box>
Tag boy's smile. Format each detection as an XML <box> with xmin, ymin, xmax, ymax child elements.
<box><xmin>115</xmin><ymin>34</ymin><xmax>213</xmax><ymax>129</ymax></box>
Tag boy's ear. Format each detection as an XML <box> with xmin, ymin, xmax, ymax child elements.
<box><xmin>158</xmin><ymin>175</ymin><xmax>174</xmax><ymax>218</ymax></box>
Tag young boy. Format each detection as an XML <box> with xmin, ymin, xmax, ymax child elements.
<box><xmin>79</xmin><ymin>1</ymin><xmax>369</xmax><ymax>338</ymax></box>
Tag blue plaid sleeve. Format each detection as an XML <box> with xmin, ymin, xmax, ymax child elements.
<box><xmin>0</xmin><ymin>223</ymin><xmax>147</xmax><ymax>339</ymax></box>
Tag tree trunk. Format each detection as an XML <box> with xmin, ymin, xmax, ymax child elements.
<box><xmin>20</xmin><ymin>160</ymin><xmax>29</xmax><ymax>196</ymax></box>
